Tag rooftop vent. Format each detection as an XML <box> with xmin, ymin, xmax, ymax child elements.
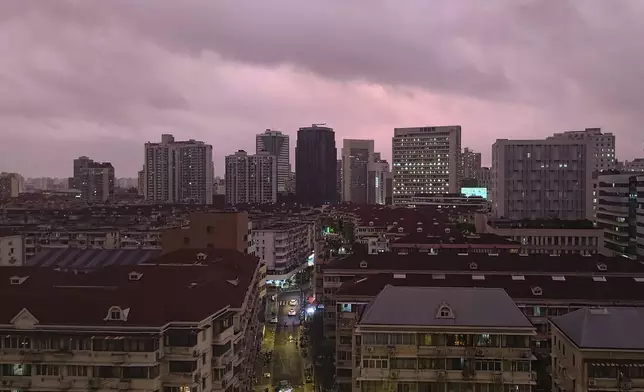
<box><xmin>359</xmin><ymin>260</ymin><xmax>368</xmax><ymax>269</ymax></box>
<box><xmin>9</xmin><ymin>276</ymin><xmax>28</xmax><ymax>285</ymax></box>
<box><xmin>597</xmin><ymin>262</ymin><xmax>608</xmax><ymax>271</ymax></box>
<box><xmin>549</xmin><ymin>253</ymin><xmax>560</xmax><ymax>257</ymax></box>
<box><xmin>469</xmin><ymin>262</ymin><xmax>478</xmax><ymax>270</ymax></box>
<box><xmin>512</xmin><ymin>275</ymin><xmax>525</xmax><ymax>281</ymax></box>
<box><xmin>552</xmin><ymin>276</ymin><xmax>566</xmax><ymax>281</ymax></box>
<box><xmin>393</xmin><ymin>273</ymin><xmax>406</xmax><ymax>279</ymax></box>
<box><xmin>128</xmin><ymin>272</ymin><xmax>143</xmax><ymax>281</ymax></box>
<box><xmin>457</xmin><ymin>252</ymin><xmax>469</xmax><ymax>256</ymax></box>
<box><xmin>472</xmin><ymin>275</ymin><xmax>485</xmax><ymax>280</ymax></box>
<box><xmin>397</xmin><ymin>227</ymin><xmax>404</xmax><ymax>233</ymax></box>
<box><xmin>531</xmin><ymin>286</ymin><xmax>543</xmax><ymax>296</ymax></box>
<box><xmin>196</xmin><ymin>253</ymin><xmax>207</xmax><ymax>261</ymax></box>
<box><xmin>592</xmin><ymin>276</ymin><xmax>607</xmax><ymax>282</ymax></box>
<box><xmin>488</xmin><ymin>252</ymin><xmax>499</xmax><ymax>256</ymax></box>
<box><xmin>433</xmin><ymin>222</ymin><xmax>439</xmax><ymax>226</ymax></box>
<box><xmin>432</xmin><ymin>274</ymin><xmax>446</xmax><ymax>280</ymax></box>
<box><xmin>444</xmin><ymin>228</ymin><xmax>451</xmax><ymax>234</ymax></box>
<box><xmin>519</xmin><ymin>253</ymin><xmax>529</xmax><ymax>257</ymax></box>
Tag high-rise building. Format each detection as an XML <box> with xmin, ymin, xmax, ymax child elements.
<box><xmin>392</xmin><ymin>125</ymin><xmax>461</xmax><ymax>205</ymax></box>
<box><xmin>137</xmin><ymin>166</ymin><xmax>144</xmax><ymax>196</ymax></box>
<box><xmin>79</xmin><ymin>162</ymin><xmax>115</xmax><ymax>203</ymax></box>
<box><xmin>144</xmin><ymin>134</ymin><xmax>214</xmax><ymax>204</ymax></box>
<box><xmin>549</xmin><ymin>128</ymin><xmax>616</xmax><ymax>173</ymax></box>
<box><xmin>255</xmin><ymin>129</ymin><xmax>290</xmax><ymax>193</ymax></box>
<box><xmin>295</xmin><ymin>124</ymin><xmax>337</xmax><ymax>206</ymax></box>
<box><xmin>341</xmin><ymin>139</ymin><xmax>374</xmax><ymax>203</ymax></box>
<box><xmin>595</xmin><ymin>172</ymin><xmax>644</xmax><ymax>260</ymax></box>
<box><xmin>225</xmin><ymin>150</ymin><xmax>277</xmax><ymax>205</ymax></box>
<box><xmin>492</xmin><ymin>138</ymin><xmax>594</xmax><ymax>220</ymax></box>
<box><xmin>336</xmin><ymin>160</ymin><xmax>343</xmax><ymax>200</ymax></box>
<box><xmin>0</xmin><ymin>172</ymin><xmax>23</xmax><ymax>200</ymax></box>
<box><xmin>367</xmin><ymin>158</ymin><xmax>389</xmax><ymax>205</ymax></box>
<box><xmin>461</xmin><ymin>147</ymin><xmax>482</xmax><ymax>181</ymax></box>
<box><xmin>71</xmin><ymin>156</ymin><xmax>93</xmax><ymax>190</ymax></box>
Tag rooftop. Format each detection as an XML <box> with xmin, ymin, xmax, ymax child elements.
<box><xmin>359</xmin><ymin>285</ymin><xmax>533</xmax><ymax>328</ymax></box>
<box><xmin>0</xmin><ymin>248</ymin><xmax>259</xmax><ymax>328</ymax></box>
<box><xmin>551</xmin><ymin>307</ymin><xmax>644</xmax><ymax>350</ymax></box>
<box><xmin>335</xmin><ymin>273</ymin><xmax>644</xmax><ymax>302</ymax></box>
<box><xmin>325</xmin><ymin>252</ymin><xmax>644</xmax><ymax>275</ymax></box>
<box><xmin>488</xmin><ymin>218</ymin><xmax>597</xmax><ymax>230</ymax></box>
<box><xmin>26</xmin><ymin>248</ymin><xmax>162</xmax><ymax>269</ymax></box>
<box><xmin>392</xmin><ymin>231</ymin><xmax>518</xmax><ymax>246</ymax></box>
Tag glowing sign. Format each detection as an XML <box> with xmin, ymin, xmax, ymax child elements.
<box><xmin>461</xmin><ymin>187</ymin><xmax>488</xmax><ymax>199</ymax></box>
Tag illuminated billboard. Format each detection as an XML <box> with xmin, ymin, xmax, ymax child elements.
<box><xmin>461</xmin><ymin>187</ymin><xmax>488</xmax><ymax>199</ymax></box>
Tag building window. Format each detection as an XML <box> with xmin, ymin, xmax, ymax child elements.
<box><xmin>436</xmin><ymin>304</ymin><xmax>454</xmax><ymax>319</ymax></box>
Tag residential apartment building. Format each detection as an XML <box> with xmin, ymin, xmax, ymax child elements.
<box><xmin>477</xmin><ymin>216</ymin><xmax>605</xmax><ymax>255</ymax></box>
<box><xmin>491</xmin><ymin>139</ymin><xmax>594</xmax><ymax>220</ymax></box>
<box><xmin>0</xmin><ymin>172</ymin><xmax>23</xmax><ymax>200</ymax></box>
<box><xmin>162</xmin><ymin>211</ymin><xmax>254</xmax><ymax>256</ymax></box>
<box><xmin>342</xmin><ymin>139</ymin><xmax>375</xmax><ymax>203</ymax></box>
<box><xmin>595</xmin><ymin>172</ymin><xmax>644</xmax><ymax>259</ymax></box>
<box><xmin>254</xmin><ymin>221</ymin><xmax>314</xmax><ymax>281</ymax></box>
<box><xmin>295</xmin><ymin>124</ymin><xmax>338</xmax><ymax>206</ymax></box>
<box><xmin>325</xmin><ymin>253</ymin><xmax>644</xmax><ymax>392</ymax></box>
<box><xmin>0</xmin><ymin>248</ymin><xmax>263</xmax><ymax>392</ymax></box>
<box><xmin>621</xmin><ymin>158</ymin><xmax>644</xmax><ymax>172</ymax></box>
<box><xmin>461</xmin><ymin>147</ymin><xmax>482</xmax><ymax>182</ymax></box>
<box><xmin>352</xmin><ymin>286</ymin><xmax>536</xmax><ymax>392</ymax></box>
<box><xmin>225</xmin><ymin>150</ymin><xmax>277</xmax><ymax>205</ymax></box>
<box><xmin>79</xmin><ymin>162</ymin><xmax>115</xmax><ymax>203</ymax></box>
<box><xmin>550</xmin><ymin>307</ymin><xmax>644</xmax><ymax>392</ymax></box>
<box><xmin>256</xmin><ymin>129</ymin><xmax>290</xmax><ymax>194</ymax></box>
<box><xmin>392</xmin><ymin>126</ymin><xmax>462</xmax><ymax>205</ymax></box>
<box><xmin>0</xmin><ymin>230</ymin><xmax>23</xmax><ymax>266</ymax></box>
<box><xmin>549</xmin><ymin>128</ymin><xmax>616</xmax><ymax>173</ymax></box>
<box><xmin>476</xmin><ymin>168</ymin><xmax>492</xmax><ymax>196</ymax></box>
<box><xmin>144</xmin><ymin>134</ymin><xmax>214</xmax><ymax>205</ymax></box>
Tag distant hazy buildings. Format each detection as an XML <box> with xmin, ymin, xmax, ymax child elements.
<box><xmin>392</xmin><ymin>125</ymin><xmax>462</xmax><ymax>205</ymax></box>
<box><xmin>549</xmin><ymin>128</ymin><xmax>616</xmax><ymax>173</ymax></box>
<box><xmin>0</xmin><ymin>172</ymin><xmax>24</xmax><ymax>200</ymax></box>
<box><xmin>225</xmin><ymin>150</ymin><xmax>277</xmax><ymax>205</ymax></box>
<box><xmin>492</xmin><ymin>138</ymin><xmax>593</xmax><ymax>220</ymax></box>
<box><xmin>80</xmin><ymin>162</ymin><xmax>115</xmax><ymax>203</ymax></box>
<box><xmin>143</xmin><ymin>134</ymin><xmax>214</xmax><ymax>205</ymax></box>
<box><xmin>461</xmin><ymin>147</ymin><xmax>482</xmax><ymax>183</ymax></box>
<box><xmin>295</xmin><ymin>124</ymin><xmax>338</xmax><ymax>206</ymax></box>
<box><xmin>621</xmin><ymin>158</ymin><xmax>644</xmax><ymax>172</ymax></box>
<box><xmin>256</xmin><ymin>129</ymin><xmax>290</xmax><ymax>194</ymax></box>
<box><xmin>341</xmin><ymin>139</ymin><xmax>374</xmax><ymax>203</ymax></box>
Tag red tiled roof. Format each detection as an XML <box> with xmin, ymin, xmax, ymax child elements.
<box><xmin>0</xmin><ymin>248</ymin><xmax>259</xmax><ymax>328</ymax></box>
<box><xmin>392</xmin><ymin>231</ymin><xmax>518</xmax><ymax>246</ymax></box>
<box><xmin>325</xmin><ymin>252</ymin><xmax>644</xmax><ymax>275</ymax></box>
<box><xmin>335</xmin><ymin>273</ymin><xmax>644</xmax><ymax>302</ymax></box>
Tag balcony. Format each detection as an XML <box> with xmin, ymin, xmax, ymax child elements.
<box><xmin>164</xmin><ymin>346</ymin><xmax>199</xmax><ymax>357</ymax></box>
<box><xmin>213</xmin><ymin>326</ymin><xmax>235</xmax><ymax>344</ymax></box>
<box><xmin>164</xmin><ymin>369</ymin><xmax>202</xmax><ymax>385</ymax></box>
<box><xmin>213</xmin><ymin>351</ymin><xmax>233</xmax><ymax>368</ymax></box>
<box><xmin>0</xmin><ymin>377</ymin><xmax>32</xmax><ymax>389</ymax></box>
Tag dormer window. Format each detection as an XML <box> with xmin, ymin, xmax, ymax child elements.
<box><xmin>597</xmin><ymin>262</ymin><xmax>607</xmax><ymax>271</ymax></box>
<box><xmin>531</xmin><ymin>286</ymin><xmax>543</xmax><ymax>296</ymax></box>
<box><xmin>469</xmin><ymin>262</ymin><xmax>478</xmax><ymax>270</ymax></box>
<box><xmin>397</xmin><ymin>227</ymin><xmax>404</xmax><ymax>233</ymax></box>
<box><xmin>359</xmin><ymin>260</ymin><xmax>368</xmax><ymax>269</ymax></box>
<box><xmin>416</xmin><ymin>227</ymin><xmax>423</xmax><ymax>233</ymax></box>
<box><xmin>436</xmin><ymin>303</ymin><xmax>455</xmax><ymax>319</ymax></box>
<box><xmin>196</xmin><ymin>253</ymin><xmax>207</xmax><ymax>261</ymax></box>
<box><xmin>105</xmin><ymin>306</ymin><xmax>129</xmax><ymax>321</ymax></box>
<box><xmin>128</xmin><ymin>272</ymin><xmax>143</xmax><ymax>281</ymax></box>
<box><xmin>369</xmin><ymin>221</ymin><xmax>374</xmax><ymax>227</ymax></box>
<box><xmin>10</xmin><ymin>276</ymin><xmax>28</xmax><ymax>285</ymax></box>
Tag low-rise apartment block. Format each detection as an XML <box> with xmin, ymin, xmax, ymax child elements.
<box><xmin>0</xmin><ymin>248</ymin><xmax>263</xmax><ymax>392</ymax></box>
<box><xmin>254</xmin><ymin>221</ymin><xmax>314</xmax><ymax>282</ymax></box>
<box><xmin>353</xmin><ymin>286</ymin><xmax>536</xmax><ymax>392</ymax></box>
<box><xmin>476</xmin><ymin>216</ymin><xmax>605</xmax><ymax>255</ymax></box>
<box><xmin>0</xmin><ymin>230</ymin><xmax>23</xmax><ymax>266</ymax></box>
<box><xmin>550</xmin><ymin>307</ymin><xmax>644</xmax><ymax>392</ymax></box>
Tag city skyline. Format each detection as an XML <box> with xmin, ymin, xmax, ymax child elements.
<box><xmin>2</xmin><ymin>1</ymin><xmax>644</xmax><ymax>177</ymax></box>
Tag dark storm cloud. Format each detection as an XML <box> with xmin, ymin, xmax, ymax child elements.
<box><xmin>0</xmin><ymin>0</ymin><xmax>643</xmax><ymax>177</ymax></box>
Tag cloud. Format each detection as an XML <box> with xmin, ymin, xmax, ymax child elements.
<box><xmin>0</xmin><ymin>0</ymin><xmax>642</xmax><ymax>177</ymax></box>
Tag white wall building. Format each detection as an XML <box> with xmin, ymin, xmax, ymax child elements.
<box><xmin>0</xmin><ymin>172</ymin><xmax>24</xmax><ymax>199</ymax></box>
<box><xmin>492</xmin><ymin>138</ymin><xmax>594</xmax><ymax>220</ymax></box>
<box><xmin>256</xmin><ymin>129</ymin><xmax>290</xmax><ymax>193</ymax></box>
<box><xmin>253</xmin><ymin>222</ymin><xmax>314</xmax><ymax>281</ymax></box>
<box><xmin>225</xmin><ymin>150</ymin><xmax>277</xmax><ymax>205</ymax></box>
<box><xmin>0</xmin><ymin>232</ymin><xmax>23</xmax><ymax>266</ymax></box>
<box><xmin>549</xmin><ymin>128</ymin><xmax>616</xmax><ymax>173</ymax></box>
<box><xmin>392</xmin><ymin>126</ymin><xmax>461</xmax><ymax>205</ymax></box>
<box><xmin>144</xmin><ymin>134</ymin><xmax>214</xmax><ymax>204</ymax></box>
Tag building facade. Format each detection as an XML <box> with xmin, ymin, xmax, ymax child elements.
<box><xmin>253</xmin><ymin>221</ymin><xmax>314</xmax><ymax>281</ymax></box>
<box><xmin>0</xmin><ymin>231</ymin><xmax>23</xmax><ymax>266</ymax></box>
<box><xmin>295</xmin><ymin>125</ymin><xmax>338</xmax><ymax>206</ymax></box>
<box><xmin>491</xmin><ymin>139</ymin><xmax>593</xmax><ymax>220</ymax></box>
<box><xmin>0</xmin><ymin>172</ymin><xmax>23</xmax><ymax>200</ymax></box>
<box><xmin>392</xmin><ymin>126</ymin><xmax>462</xmax><ymax>205</ymax></box>
<box><xmin>225</xmin><ymin>150</ymin><xmax>277</xmax><ymax>205</ymax></box>
<box><xmin>144</xmin><ymin>134</ymin><xmax>214</xmax><ymax>205</ymax></box>
<box><xmin>368</xmin><ymin>159</ymin><xmax>389</xmax><ymax>205</ymax></box>
<box><xmin>255</xmin><ymin>129</ymin><xmax>290</xmax><ymax>194</ymax></box>
<box><xmin>595</xmin><ymin>172</ymin><xmax>644</xmax><ymax>260</ymax></box>
<box><xmin>461</xmin><ymin>147</ymin><xmax>482</xmax><ymax>183</ymax></box>
<box><xmin>342</xmin><ymin>139</ymin><xmax>375</xmax><ymax>203</ymax></box>
<box><xmin>79</xmin><ymin>162</ymin><xmax>115</xmax><ymax>203</ymax></box>
<box><xmin>352</xmin><ymin>286</ymin><xmax>535</xmax><ymax>392</ymax></box>
<box><xmin>549</xmin><ymin>128</ymin><xmax>616</xmax><ymax>173</ymax></box>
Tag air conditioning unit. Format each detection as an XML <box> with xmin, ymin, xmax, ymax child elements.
<box><xmin>366</xmin><ymin>346</ymin><xmax>374</xmax><ymax>353</ymax></box>
<box><xmin>588</xmin><ymin>380</ymin><xmax>596</xmax><ymax>387</ymax></box>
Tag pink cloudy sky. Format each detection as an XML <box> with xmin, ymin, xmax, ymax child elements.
<box><xmin>1</xmin><ymin>0</ymin><xmax>643</xmax><ymax>177</ymax></box>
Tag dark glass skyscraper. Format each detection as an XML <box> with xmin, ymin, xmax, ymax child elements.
<box><xmin>295</xmin><ymin>124</ymin><xmax>338</xmax><ymax>206</ymax></box>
